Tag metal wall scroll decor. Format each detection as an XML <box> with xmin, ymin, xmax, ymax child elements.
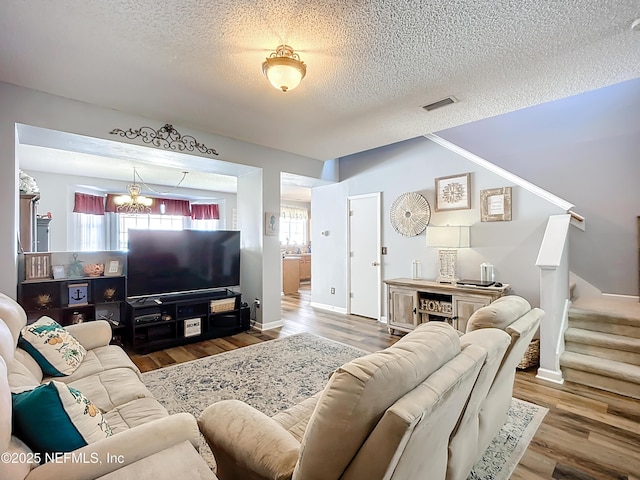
<box><xmin>390</xmin><ymin>192</ymin><xmax>431</xmax><ymax>237</ymax></box>
<box><xmin>109</xmin><ymin>124</ymin><xmax>219</xmax><ymax>156</ymax></box>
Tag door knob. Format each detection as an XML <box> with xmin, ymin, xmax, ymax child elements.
<box><xmin>372</xmin><ymin>262</ymin><xmax>380</xmax><ymax>266</ymax></box>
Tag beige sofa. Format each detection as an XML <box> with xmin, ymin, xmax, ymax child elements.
<box><xmin>0</xmin><ymin>293</ymin><xmax>217</xmax><ymax>480</ymax></box>
<box><xmin>198</xmin><ymin>295</ymin><xmax>542</xmax><ymax>480</ymax></box>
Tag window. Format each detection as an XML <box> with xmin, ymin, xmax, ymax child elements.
<box><xmin>117</xmin><ymin>214</ymin><xmax>186</xmax><ymax>250</ymax></box>
<box><xmin>279</xmin><ymin>206</ymin><xmax>309</xmax><ymax>245</ymax></box>
<box><xmin>73</xmin><ymin>213</ymin><xmax>106</xmax><ymax>251</ymax></box>
<box><xmin>191</xmin><ymin>219</ymin><xmax>220</xmax><ymax>231</ymax></box>
<box><xmin>73</xmin><ymin>200</ymin><xmax>223</xmax><ymax>251</ymax></box>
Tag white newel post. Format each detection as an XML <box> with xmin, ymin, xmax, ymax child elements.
<box><xmin>535</xmin><ymin>214</ymin><xmax>571</xmax><ymax>384</ymax></box>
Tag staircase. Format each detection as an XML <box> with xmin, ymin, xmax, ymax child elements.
<box><xmin>560</xmin><ymin>296</ymin><xmax>640</xmax><ymax>399</ymax></box>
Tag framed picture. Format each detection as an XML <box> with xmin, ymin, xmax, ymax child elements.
<box><xmin>481</xmin><ymin>187</ymin><xmax>512</xmax><ymax>222</ymax></box>
<box><xmin>68</xmin><ymin>283</ymin><xmax>89</xmax><ymax>306</ymax></box>
<box><xmin>52</xmin><ymin>265</ymin><xmax>66</xmax><ymax>280</ymax></box>
<box><xmin>25</xmin><ymin>253</ymin><xmax>52</xmax><ymax>280</ymax></box>
<box><xmin>104</xmin><ymin>258</ymin><xmax>123</xmax><ymax>277</ymax></box>
<box><xmin>265</xmin><ymin>211</ymin><xmax>279</xmax><ymax>236</ymax></box>
<box><xmin>435</xmin><ymin>173</ymin><xmax>471</xmax><ymax>212</ymax></box>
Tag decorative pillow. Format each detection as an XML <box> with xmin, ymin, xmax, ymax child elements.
<box><xmin>11</xmin><ymin>381</ymin><xmax>112</xmax><ymax>456</ymax></box>
<box><xmin>18</xmin><ymin>317</ymin><xmax>87</xmax><ymax>376</ymax></box>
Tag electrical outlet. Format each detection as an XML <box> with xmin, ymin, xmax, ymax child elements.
<box><xmin>254</xmin><ymin>298</ymin><xmax>261</xmax><ymax>308</ymax></box>
<box><xmin>330</xmin><ymin>287</ymin><xmax>335</xmax><ymax>294</ymax></box>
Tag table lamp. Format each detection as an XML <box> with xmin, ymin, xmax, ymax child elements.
<box><xmin>426</xmin><ymin>226</ymin><xmax>470</xmax><ymax>283</ymax></box>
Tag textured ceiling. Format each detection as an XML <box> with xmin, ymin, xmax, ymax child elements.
<box><xmin>1</xmin><ymin>1</ymin><xmax>640</xmax><ymax>161</ymax></box>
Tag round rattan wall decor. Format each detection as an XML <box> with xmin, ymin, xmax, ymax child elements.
<box><xmin>390</xmin><ymin>192</ymin><xmax>431</xmax><ymax>237</ymax></box>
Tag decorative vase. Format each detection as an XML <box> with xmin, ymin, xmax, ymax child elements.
<box><xmin>68</xmin><ymin>254</ymin><xmax>84</xmax><ymax>278</ymax></box>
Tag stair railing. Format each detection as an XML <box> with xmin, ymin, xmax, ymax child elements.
<box><xmin>535</xmin><ymin>214</ymin><xmax>572</xmax><ymax>384</ymax></box>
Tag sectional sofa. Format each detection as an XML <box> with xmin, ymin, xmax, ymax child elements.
<box><xmin>0</xmin><ymin>292</ymin><xmax>217</xmax><ymax>480</ymax></box>
<box><xmin>198</xmin><ymin>295</ymin><xmax>543</xmax><ymax>480</ymax></box>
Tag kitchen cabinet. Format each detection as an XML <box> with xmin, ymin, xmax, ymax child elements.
<box><xmin>283</xmin><ymin>257</ymin><xmax>301</xmax><ymax>294</ymax></box>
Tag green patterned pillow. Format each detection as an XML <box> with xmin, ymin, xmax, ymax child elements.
<box><xmin>12</xmin><ymin>381</ymin><xmax>113</xmax><ymax>456</ymax></box>
<box><xmin>18</xmin><ymin>317</ymin><xmax>87</xmax><ymax>376</ymax></box>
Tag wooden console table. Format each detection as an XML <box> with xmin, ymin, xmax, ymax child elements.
<box><xmin>384</xmin><ymin>278</ymin><xmax>510</xmax><ymax>334</ymax></box>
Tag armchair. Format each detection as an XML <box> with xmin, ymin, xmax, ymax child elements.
<box><xmin>447</xmin><ymin>295</ymin><xmax>543</xmax><ymax>480</ymax></box>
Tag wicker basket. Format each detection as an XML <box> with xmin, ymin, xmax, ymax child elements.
<box><xmin>517</xmin><ymin>339</ymin><xmax>540</xmax><ymax>370</ymax></box>
<box><xmin>210</xmin><ymin>298</ymin><xmax>235</xmax><ymax>313</ymax></box>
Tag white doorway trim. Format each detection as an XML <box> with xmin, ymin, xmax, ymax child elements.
<box><xmin>347</xmin><ymin>192</ymin><xmax>382</xmax><ymax>320</ymax></box>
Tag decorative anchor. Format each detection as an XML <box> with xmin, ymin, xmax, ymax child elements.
<box><xmin>71</xmin><ymin>289</ymin><xmax>86</xmax><ymax>302</ymax></box>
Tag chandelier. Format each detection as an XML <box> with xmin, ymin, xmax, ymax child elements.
<box><xmin>262</xmin><ymin>45</ymin><xmax>306</xmax><ymax>92</ymax></box>
<box><xmin>114</xmin><ymin>168</ymin><xmax>153</xmax><ymax>214</ymax></box>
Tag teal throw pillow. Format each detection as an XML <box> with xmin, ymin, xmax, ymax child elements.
<box><xmin>12</xmin><ymin>381</ymin><xmax>112</xmax><ymax>456</ymax></box>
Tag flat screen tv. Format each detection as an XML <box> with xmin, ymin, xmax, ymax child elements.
<box><xmin>127</xmin><ymin>230</ymin><xmax>241</xmax><ymax>298</ymax></box>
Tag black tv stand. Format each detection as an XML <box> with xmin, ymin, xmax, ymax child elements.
<box><xmin>126</xmin><ymin>289</ymin><xmax>249</xmax><ymax>353</ymax></box>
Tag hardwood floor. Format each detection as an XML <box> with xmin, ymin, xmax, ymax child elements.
<box><xmin>129</xmin><ymin>287</ymin><xmax>640</xmax><ymax>480</ymax></box>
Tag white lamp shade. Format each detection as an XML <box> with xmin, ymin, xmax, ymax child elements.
<box><xmin>139</xmin><ymin>196</ymin><xmax>153</xmax><ymax>207</ymax></box>
<box><xmin>426</xmin><ymin>226</ymin><xmax>470</xmax><ymax>248</ymax></box>
<box><xmin>113</xmin><ymin>194</ymin><xmax>131</xmax><ymax>206</ymax></box>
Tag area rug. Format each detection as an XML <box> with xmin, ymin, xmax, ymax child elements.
<box><xmin>142</xmin><ymin>333</ymin><xmax>547</xmax><ymax>480</ymax></box>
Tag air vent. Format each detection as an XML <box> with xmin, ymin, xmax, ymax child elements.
<box><xmin>421</xmin><ymin>97</ymin><xmax>456</xmax><ymax>111</ymax></box>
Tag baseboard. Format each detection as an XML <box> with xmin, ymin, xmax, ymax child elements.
<box><xmin>310</xmin><ymin>302</ymin><xmax>348</xmax><ymax>315</ymax></box>
<box><xmin>602</xmin><ymin>293</ymin><xmax>640</xmax><ymax>302</ymax></box>
<box><xmin>258</xmin><ymin>320</ymin><xmax>284</xmax><ymax>331</ymax></box>
<box><xmin>379</xmin><ymin>316</ymin><xmax>388</xmax><ymax>324</ymax></box>
<box><xmin>536</xmin><ymin>367</ymin><xmax>565</xmax><ymax>384</ymax></box>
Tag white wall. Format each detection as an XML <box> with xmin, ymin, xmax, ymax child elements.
<box><xmin>22</xmin><ymin>169</ymin><xmax>237</xmax><ymax>251</ymax></box>
<box><xmin>0</xmin><ymin>82</ymin><xmax>336</xmax><ymax>303</ymax></box>
<box><xmin>312</xmin><ymin>136</ymin><xmax>567</xmax><ymax>313</ymax></box>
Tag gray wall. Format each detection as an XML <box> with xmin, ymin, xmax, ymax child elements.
<box><xmin>438</xmin><ymin>77</ymin><xmax>640</xmax><ymax>296</ymax></box>
<box><xmin>312</xmin><ymin>136</ymin><xmax>566</xmax><ymax>312</ymax></box>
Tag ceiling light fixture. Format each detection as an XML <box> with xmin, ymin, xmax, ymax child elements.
<box><xmin>114</xmin><ymin>167</ymin><xmax>153</xmax><ymax>214</ymax></box>
<box><xmin>262</xmin><ymin>45</ymin><xmax>307</xmax><ymax>92</ymax></box>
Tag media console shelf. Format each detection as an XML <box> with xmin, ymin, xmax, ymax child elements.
<box><xmin>384</xmin><ymin>278</ymin><xmax>510</xmax><ymax>335</ymax></box>
<box><xmin>17</xmin><ymin>251</ymin><xmax>128</xmax><ymax>345</ymax></box>
<box><xmin>127</xmin><ymin>289</ymin><xmax>250</xmax><ymax>353</ymax></box>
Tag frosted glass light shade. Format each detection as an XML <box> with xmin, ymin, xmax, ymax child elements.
<box><xmin>113</xmin><ymin>194</ymin><xmax>130</xmax><ymax>206</ymax></box>
<box><xmin>114</xmin><ymin>193</ymin><xmax>152</xmax><ymax>207</ymax></box>
<box><xmin>262</xmin><ymin>45</ymin><xmax>306</xmax><ymax>92</ymax></box>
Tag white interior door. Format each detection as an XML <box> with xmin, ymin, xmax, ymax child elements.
<box><xmin>348</xmin><ymin>193</ymin><xmax>381</xmax><ymax>319</ymax></box>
